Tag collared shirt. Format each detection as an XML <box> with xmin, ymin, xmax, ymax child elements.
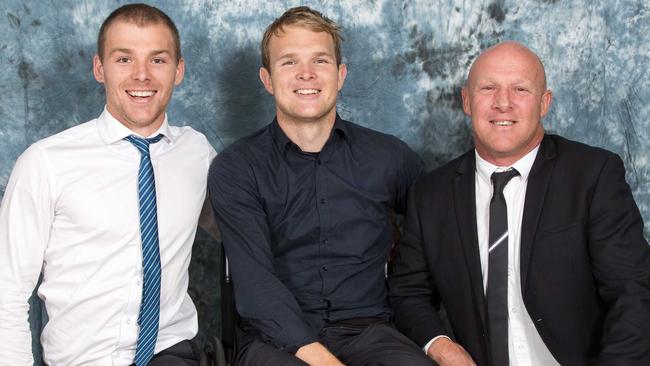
<box><xmin>209</xmin><ymin>116</ymin><xmax>422</xmax><ymax>352</ymax></box>
<box><xmin>0</xmin><ymin>109</ymin><xmax>217</xmax><ymax>366</ymax></box>
<box><xmin>474</xmin><ymin>146</ymin><xmax>560</xmax><ymax>366</ymax></box>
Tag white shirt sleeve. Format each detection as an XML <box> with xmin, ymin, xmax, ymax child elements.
<box><xmin>423</xmin><ymin>335</ymin><xmax>452</xmax><ymax>355</ymax></box>
<box><xmin>0</xmin><ymin>145</ymin><xmax>54</xmax><ymax>365</ymax></box>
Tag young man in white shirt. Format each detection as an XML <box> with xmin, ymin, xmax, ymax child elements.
<box><xmin>0</xmin><ymin>4</ymin><xmax>216</xmax><ymax>365</ymax></box>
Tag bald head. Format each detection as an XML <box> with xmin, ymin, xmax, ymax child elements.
<box><xmin>467</xmin><ymin>41</ymin><xmax>547</xmax><ymax>90</ymax></box>
<box><xmin>461</xmin><ymin>41</ymin><xmax>553</xmax><ymax>166</ymax></box>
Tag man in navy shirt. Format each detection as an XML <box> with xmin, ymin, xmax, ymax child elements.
<box><xmin>209</xmin><ymin>6</ymin><xmax>431</xmax><ymax>366</ymax></box>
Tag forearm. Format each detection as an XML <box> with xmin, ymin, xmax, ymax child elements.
<box><xmin>0</xmin><ymin>288</ymin><xmax>36</xmax><ymax>365</ymax></box>
<box><xmin>209</xmin><ymin>154</ymin><xmax>318</xmax><ymax>350</ymax></box>
<box><xmin>295</xmin><ymin>342</ymin><xmax>345</xmax><ymax>366</ymax></box>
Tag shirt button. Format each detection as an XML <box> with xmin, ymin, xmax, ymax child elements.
<box><xmin>511</xmin><ymin>307</ymin><xmax>518</xmax><ymax>314</ymax></box>
<box><xmin>317</xmin><ymin>159</ymin><xmax>322</xmax><ymax>165</ymax></box>
<box><xmin>136</xmin><ymin>280</ymin><xmax>142</xmax><ymax>286</ymax></box>
<box><xmin>322</xmin><ymin>238</ymin><xmax>329</xmax><ymax>245</ymax></box>
<box><xmin>322</xmin><ymin>266</ymin><xmax>328</xmax><ymax>272</ymax></box>
<box><xmin>126</xmin><ymin>319</ymin><xmax>131</xmax><ymax>325</ymax></box>
<box><xmin>320</xmin><ymin>198</ymin><xmax>326</xmax><ymax>204</ymax></box>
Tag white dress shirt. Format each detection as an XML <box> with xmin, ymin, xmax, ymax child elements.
<box><xmin>0</xmin><ymin>109</ymin><xmax>217</xmax><ymax>366</ymax></box>
<box><xmin>474</xmin><ymin>147</ymin><xmax>560</xmax><ymax>366</ymax></box>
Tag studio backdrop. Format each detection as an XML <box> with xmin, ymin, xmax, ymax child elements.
<box><xmin>1</xmin><ymin>0</ymin><xmax>648</xmax><ymax>362</ymax></box>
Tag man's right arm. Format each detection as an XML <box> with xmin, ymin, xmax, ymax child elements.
<box><xmin>388</xmin><ymin>182</ymin><xmax>475</xmax><ymax>366</ymax></box>
<box><xmin>0</xmin><ymin>146</ymin><xmax>52</xmax><ymax>365</ymax></box>
<box><xmin>208</xmin><ymin>150</ymin><xmax>324</xmax><ymax>357</ymax></box>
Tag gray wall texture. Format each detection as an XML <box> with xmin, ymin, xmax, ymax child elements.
<box><xmin>1</xmin><ymin>0</ymin><xmax>649</xmax><ymax>362</ymax></box>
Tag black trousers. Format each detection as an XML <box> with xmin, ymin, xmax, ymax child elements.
<box><xmin>235</xmin><ymin>320</ymin><xmax>435</xmax><ymax>366</ymax></box>
<box><xmin>131</xmin><ymin>339</ymin><xmax>205</xmax><ymax>366</ymax></box>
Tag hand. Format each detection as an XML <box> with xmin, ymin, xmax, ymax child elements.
<box><xmin>296</xmin><ymin>342</ymin><xmax>346</xmax><ymax>366</ymax></box>
<box><xmin>427</xmin><ymin>338</ymin><xmax>476</xmax><ymax>366</ymax></box>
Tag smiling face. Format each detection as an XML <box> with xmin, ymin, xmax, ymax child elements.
<box><xmin>259</xmin><ymin>25</ymin><xmax>347</xmax><ymax>126</ymax></box>
<box><xmin>462</xmin><ymin>42</ymin><xmax>552</xmax><ymax>166</ymax></box>
<box><xmin>93</xmin><ymin>20</ymin><xmax>184</xmax><ymax>136</ymax></box>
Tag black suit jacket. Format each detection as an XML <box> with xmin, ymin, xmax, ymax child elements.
<box><xmin>389</xmin><ymin>134</ymin><xmax>650</xmax><ymax>366</ymax></box>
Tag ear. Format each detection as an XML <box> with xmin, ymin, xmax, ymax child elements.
<box><xmin>93</xmin><ymin>55</ymin><xmax>105</xmax><ymax>83</ymax></box>
<box><xmin>337</xmin><ymin>63</ymin><xmax>348</xmax><ymax>91</ymax></box>
<box><xmin>539</xmin><ymin>89</ymin><xmax>553</xmax><ymax>118</ymax></box>
<box><xmin>174</xmin><ymin>57</ymin><xmax>185</xmax><ymax>86</ymax></box>
<box><xmin>461</xmin><ymin>86</ymin><xmax>471</xmax><ymax>117</ymax></box>
<box><xmin>259</xmin><ymin>67</ymin><xmax>274</xmax><ymax>95</ymax></box>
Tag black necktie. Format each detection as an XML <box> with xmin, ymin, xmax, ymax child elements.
<box><xmin>487</xmin><ymin>168</ymin><xmax>519</xmax><ymax>366</ymax></box>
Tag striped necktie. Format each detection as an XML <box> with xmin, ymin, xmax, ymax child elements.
<box><xmin>125</xmin><ymin>134</ymin><xmax>163</xmax><ymax>366</ymax></box>
<box><xmin>487</xmin><ymin>168</ymin><xmax>519</xmax><ymax>366</ymax></box>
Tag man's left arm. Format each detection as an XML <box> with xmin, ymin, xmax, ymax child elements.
<box><xmin>198</xmin><ymin>194</ymin><xmax>221</xmax><ymax>241</ymax></box>
<box><xmin>588</xmin><ymin>153</ymin><xmax>650</xmax><ymax>363</ymax></box>
<box><xmin>392</xmin><ymin>141</ymin><xmax>423</xmax><ymax>215</ymax></box>
<box><xmin>198</xmin><ymin>143</ymin><xmax>221</xmax><ymax>241</ymax></box>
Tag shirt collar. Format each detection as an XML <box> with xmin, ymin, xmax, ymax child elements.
<box><xmin>270</xmin><ymin>113</ymin><xmax>350</xmax><ymax>151</ymax></box>
<box><xmin>475</xmin><ymin>145</ymin><xmax>540</xmax><ymax>184</ymax></box>
<box><xmin>97</xmin><ymin>107</ymin><xmax>173</xmax><ymax>145</ymax></box>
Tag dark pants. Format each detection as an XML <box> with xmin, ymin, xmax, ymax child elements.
<box><xmin>132</xmin><ymin>339</ymin><xmax>205</xmax><ymax>366</ymax></box>
<box><xmin>235</xmin><ymin>320</ymin><xmax>434</xmax><ymax>366</ymax></box>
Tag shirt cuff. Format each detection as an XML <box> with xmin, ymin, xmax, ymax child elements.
<box><xmin>423</xmin><ymin>335</ymin><xmax>452</xmax><ymax>354</ymax></box>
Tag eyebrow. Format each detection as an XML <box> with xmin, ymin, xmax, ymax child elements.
<box><xmin>108</xmin><ymin>48</ymin><xmax>172</xmax><ymax>57</ymax></box>
<box><xmin>276</xmin><ymin>51</ymin><xmax>334</xmax><ymax>60</ymax></box>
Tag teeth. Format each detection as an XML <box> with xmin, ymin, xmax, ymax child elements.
<box><xmin>493</xmin><ymin>120</ymin><xmax>514</xmax><ymax>126</ymax></box>
<box><xmin>295</xmin><ymin>89</ymin><xmax>319</xmax><ymax>95</ymax></box>
<box><xmin>128</xmin><ymin>90</ymin><xmax>155</xmax><ymax>97</ymax></box>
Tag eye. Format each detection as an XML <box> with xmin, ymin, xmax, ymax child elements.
<box><xmin>515</xmin><ymin>86</ymin><xmax>529</xmax><ymax>92</ymax></box>
<box><xmin>151</xmin><ymin>58</ymin><xmax>166</xmax><ymax>64</ymax></box>
<box><xmin>315</xmin><ymin>58</ymin><xmax>329</xmax><ymax>64</ymax></box>
<box><xmin>281</xmin><ymin>60</ymin><xmax>295</xmax><ymax>66</ymax></box>
<box><xmin>480</xmin><ymin>85</ymin><xmax>495</xmax><ymax>91</ymax></box>
<box><xmin>116</xmin><ymin>56</ymin><xmax>131</xmax><ymax>63</ymax></box>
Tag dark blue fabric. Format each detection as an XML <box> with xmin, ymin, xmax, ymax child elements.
<box><xmin>208</xmin><ymin>115</ymin><xmax>422</xmax><ymax>352</ymax></box>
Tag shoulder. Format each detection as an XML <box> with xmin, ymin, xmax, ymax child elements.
<box><xmin>208</xmin><ymin>124</ymin><xmax>273</xmax><ymax>178</ymax></box>
<box><xmin>419</xmin><ymin>150</ymin><xmax>471</xmax><ymax>184</ymax></box>
<box><xmin>547</xmin><ymin>134</ymin><xmax>615</xmax><ymax>160</ymax></box>
<box><xmin>345</xmin><ymin>120</ymin><xmax>412</xmax><ymax>150</ymax></box>
<box><xmin>9</xmin><ymin>120</ymin><xmax>98</xmax><ymax>184</ymax></box>
<box><xmin>21</xmin><ymin>119</ymin><xmax>99</xmax><ymax>159</ymax></box>
<box><xmin>342</xmin><ymin>119</ymin><xmax>419</xmax><ymax>168</ymax></box>
<box><xmin>544</xmin><ymin>134</ymin><xmax>620</xmax><ymax>173</ymax></box>
<box><xmin>218</xmin><ymin>124</ymin><xmax>273</xmax><ymax>162</ymax></box>
<box><xmin>169</xmin><ymin>125</ymin><xmax>213</xmax><ymax>148</ymax></box>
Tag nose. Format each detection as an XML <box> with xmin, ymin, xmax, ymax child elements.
<box><xmin>296</xmin><ymin>63</ymin><xmax>316</xmax><ymax>81</ymax></box>
<box><xmin>132</xmin><ymin>61</ymin><xmax>150</xmax><ymax>82</ymax></box>
<box><xmin>493</xmin><ymin>88</ymin><xmax>512</xmax><ymax>111</ymax></box>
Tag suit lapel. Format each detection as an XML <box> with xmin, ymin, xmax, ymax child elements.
<box><xmin>453</xmin><ymin>152</ymin><xmax>488</xmax><ymax>327</ymax></box>
<box><xmin>520</xmin><ymin>135</ymin><xmax>557</xmax><ymax>293</ymax></box>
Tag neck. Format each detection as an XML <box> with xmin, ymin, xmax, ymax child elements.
<box><xmin>277</xmin><ymin>114</ymin><xmax>336</xmax><ymax>153</ymax></box>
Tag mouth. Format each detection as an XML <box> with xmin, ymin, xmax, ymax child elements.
<box><xmin>491</xmin><ymin>120</ymin><xmax>515</xmax><ymax>126</ymax></box>
<box><xmin>294</xmin><ymin>88</ymin><xmax>321</xmax><ymax>95</ymax></box>
<box><xmin>126</xmin><ymin>90</ymin><xmax>157</xmax><ymax>100</ymax></box>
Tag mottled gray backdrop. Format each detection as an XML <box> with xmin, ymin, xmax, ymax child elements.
<box><xmin>1</xmin><ymin>0</ymin><xmax>649</xmax><ymax>363</ymax></box>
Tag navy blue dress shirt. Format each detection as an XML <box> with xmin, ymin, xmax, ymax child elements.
<box><xmin>208</xmin><ymin>115</ymin><xmax>422</xmax><ymax>352</ymax></box>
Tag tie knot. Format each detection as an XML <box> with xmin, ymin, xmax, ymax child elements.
<box><xmin>125</xmin><ymin>134</ymin><xmax>163</xmax><ymax>156</ymax></box>
<box><xmin>491</xmin><ymin>168</ymin><xmax>519</xmax><ymax>196</ymax></box>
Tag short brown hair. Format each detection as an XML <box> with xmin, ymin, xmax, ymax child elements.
<box><xmin>261</xmin><ymin>6</ymin><xmax>343</xmax><ymax>71</ymax></box>
<box><xmin>97</xmin><ymin>3</ymin><xmax>181</xmax><ymax>62</ymax></box>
